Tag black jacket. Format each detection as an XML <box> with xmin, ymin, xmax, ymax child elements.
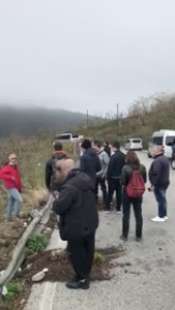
<box><xmin>149</xmin><ymin>154</ymin><xmax>170</xmax><ymax>189</ymax></box>
<box><xmin>80</xmin><ymin>148</ymin><xmax>101</xmax><ymax>181</ymax></box>
<box><xmin>53</xmin><ymin>169</ymin><xmax>98</xmax><ymax>241</ymax></box>
<box><xmin>45</xmin><ymin>151</ymin><xmax>67</xmax><ymax>191</ymax></box>
<box><xmin>107</xmin><ymin>150</ymin><xmax>125</xmax><ymax>179</ymax></box>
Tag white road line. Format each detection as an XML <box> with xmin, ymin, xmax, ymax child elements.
<box><xmin>38</xmin><ymin>282</ymin><xmax>57</xmax><ymax>310</ymax></box>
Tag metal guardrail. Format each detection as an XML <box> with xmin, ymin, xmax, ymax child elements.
<box><xmin>0</xmin><ymin>196</ymin><xmax>54</xmax><ymax>286</ymax></box>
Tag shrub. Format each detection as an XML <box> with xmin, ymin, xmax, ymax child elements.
<box><xmin>26</xmin><ymin>234</ymin><xmax>49</xmax><ymax>254</ymax></box>
<box><xmin>5</xmin><ymin>281</ymin><xmax>23</xmax><ymax>301</ymax></box>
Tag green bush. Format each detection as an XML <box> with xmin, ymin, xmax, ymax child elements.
<box><xmin>5</xmin><ymin>281</ymin><xmax>23</xmax><ymax>301</ymax></box>
<box><xmin>26</xmin><ymin>234</ymin><xmax>49</xmax><ymax>254</ymax></box>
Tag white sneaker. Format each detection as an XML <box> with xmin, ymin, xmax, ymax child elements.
<box><xmin>151</xmin><ymin>216</ymin><xmax>166</xmax><ymax>222</ymax></box>
<box><xmin>116</xmin><ymin>210</ymin><xmax>122</xmax><ymax>214</ymax></box>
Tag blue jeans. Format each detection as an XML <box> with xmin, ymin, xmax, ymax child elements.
<box><xmin>6</xmin><ymin>189</ymin><xmax>23</xmax><ymax>220</ymax></box>
<box><xmin>154</xmin><ymin>187</ymin><xmax>167</xmax><ymax>218</ymax></box>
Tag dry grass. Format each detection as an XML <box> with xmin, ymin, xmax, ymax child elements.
<box><xmin>0</xmin><ymin>134</ymin><xmax>74</xmax><ymax>219</ymax></box>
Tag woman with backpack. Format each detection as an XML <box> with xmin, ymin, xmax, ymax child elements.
<box><xmin>121</xmin><ymin>151</ymin><xmax>147</xmax><ymax>242</ymax></box>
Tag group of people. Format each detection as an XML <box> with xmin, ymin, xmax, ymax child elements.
<box><xmin>45</xmin><ymin>138</ymin><xmax>170</xmax><ymax>290</ymax></box>
<box><xmin>0</xmin><ymin>138</ymin><xmax>170</xmax><ymax>290</ymax></box>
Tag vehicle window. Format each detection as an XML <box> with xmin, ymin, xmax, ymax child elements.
<box><xmin>132</xmin><ymin>139</ymin><xmax>142</xmax><ymax>143</ymax></box>
<box><xmin>166</xmin><ymin>136</ymin><xmax>175</xmax><ymax>145</ymax></box>
<box><xmin>72</xmin><ymin>134</ymin><xmax>79</xmax><ymax>138</ymax></box>
<box><xmin>152</xmin><ymin>137</ymin><xmax>163</xmax><ymax>145</ymax></box>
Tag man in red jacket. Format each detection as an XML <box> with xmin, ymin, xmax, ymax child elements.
<box><xmin>0</xmin><ymin>153</ymin><xmax>23</xmax><ymax>221</ymax></box>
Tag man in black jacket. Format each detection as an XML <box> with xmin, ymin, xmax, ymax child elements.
<box><xmin>149</xmin><ymin>146</ymin><xmax>170</xmax><ymax>222</ymax></box>
<box><xmin>45</xmin><ymin>141</ymin><xmax>67</xmax><ymax>192</ymax></box>
<box><xmin>80</xmin><ymin>139</ymin><xmax>101</xmax><ymax>184</ymax></box>
<box><xmin>53</xmin><ymin>159</ymin><xmax>98</xmax><ymax>289</ymax></box>
<box><xmin>107</xmin><ymin>141</ymin><xmax>125</xmax><ymax>212</ymax></box>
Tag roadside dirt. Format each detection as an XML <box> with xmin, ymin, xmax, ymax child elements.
<box><xmin>0</xmin><ymin>246</ymin><xmax>126</xmax><ymax>310</ymax></box>
<box><xmin>0</xmin><ymin>188</ymin><xmax>49</xmax><ymax>270</ymax></box>
<box><xmin>22</xmin><ymin>245</ymin><xmax>126</xmax><ymax>283</ymax></box>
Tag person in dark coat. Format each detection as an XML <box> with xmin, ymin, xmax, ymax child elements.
<box><xmin>53</xmin><ymin>159</ymin><xmax>98</xmax><ymax>290</ymax></box>
<box><xmin>121</xmin><ymin>151</ymin><xmax>147</xmax><ymax>241</ymax></box>
<box><xmin>80</xmin><ymin>139</ymin><xmax>101</xmax><ymax>183</ymax></box>
<box><xmin>106</xmin><ymin>141</ymin><xmax>125</xmax><ymax>212</ymax></box>
<box><xmin>45</xmin><ymin>141</ymin><xmax>67</xmax><ymax>192</ymax></box>
<box><xmin>149</xmin><ymin>145</ymin><xmax>170</xmax><ymax>222</ymax></box>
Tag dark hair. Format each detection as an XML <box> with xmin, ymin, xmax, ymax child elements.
<box><xmin>53</xmin><ymin>141</ymin><xmax>63</xmax><ymax>151</ymax></box>
<box><xmin>112</xmin><ymin>141</ymin><xmax>120</xmax><ymax>149</ymax></box>
<box><xmin>81</xmin><ymin>139</ymin><xmax>92</xmax><ymax>149</ymax></box>
<box><xmin>126</xmin><ymin>151</ymin><xmax>140</xmax><ymax>169</ymax></box>
<box><xmin>94</xmin><ymin>140</ymin><xmax>102</xmax><ymax>148</ymax></box>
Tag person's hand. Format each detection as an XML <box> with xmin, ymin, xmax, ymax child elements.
<box><xmin>148</xmin><ymin>185</ymin><xmax>154</xmax><ymax>192</ymax></box>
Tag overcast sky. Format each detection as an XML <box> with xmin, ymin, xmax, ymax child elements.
<box><xmin>0</xmin><ymin>0</ymin><xmax>175</xmax><ymax>116</ymax></box>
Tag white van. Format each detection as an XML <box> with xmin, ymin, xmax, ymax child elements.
<box><xmin>125</xmin><ymin>138</ymin><xmax>143</xmax><ymax>151</ymax></box>
<box><xmin>148</xmin><ymin>130</ymin><xmax>175</xmax><ymax>158</ymax></box>
<box><xmin>55</xmin><ymin>132</ymin><xmax>84</xmax><ymax>142</ymax></box>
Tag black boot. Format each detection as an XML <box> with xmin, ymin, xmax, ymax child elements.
<box><xmin>66</xmin><ymin>278</ymin><xmax>90</xmax><ymax>290</ymax></box>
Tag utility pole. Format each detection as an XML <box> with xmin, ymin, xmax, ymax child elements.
<box><xmin>86</xmin><ymin>109</ymin><xmax>89</xmax><ymax>129</ymax></box>
<box><xmin>116</xmin><ymin>103</ymin><xmax>119</xmax><ymax>136</ymax></box>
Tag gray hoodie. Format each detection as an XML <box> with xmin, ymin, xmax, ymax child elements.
<box><xmin>96</xmin><ymin>150</ymin><xmax>110</xmax><ymax>178</ymax></box>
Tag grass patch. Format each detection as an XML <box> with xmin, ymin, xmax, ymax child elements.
<box><xmin>26</xmin><ymin>234</ymin><xmax>49</xmax><ymax>255</ymax></box>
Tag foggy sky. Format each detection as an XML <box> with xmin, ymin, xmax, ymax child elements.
<box><xmin>0</xmin><ymin>0</ymin><xmax>175</xmax><ymax>116</ymax></box>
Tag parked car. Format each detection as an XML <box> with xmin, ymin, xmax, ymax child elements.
<box><xmin>55</xmin><ymin>132</ymin><xmax>84</xmax><ymax>142</ymax></box>
<box><xmin>148</xmin><ymin>130</ymin><xmax>175</xmax><ymax>158</ymax></box>
<box><xmin>125</xmin><ymin>138</ymin><xmax>143</xmax><ymax>151</ymax></box>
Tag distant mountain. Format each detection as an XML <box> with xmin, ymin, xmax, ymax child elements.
<box><xmin>0</xmin><ymin>106</ymin><xmax>99</xmax><ymax>137</ymax></box>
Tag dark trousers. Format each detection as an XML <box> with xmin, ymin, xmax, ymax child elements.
<box><xmin>67</xmin><ymin>233</ymin><xmax>95</xmax><ymax>280</ymax></box>
<box><xmin>154</xmin><ymin>187</ymin><xmax>167</xmax><ymax>218</ymax></box>
<box><xmin>122</xmin><ymin>193</ymin><xmax>143</xmax><ymax>238</ymax></box>
<box><xmin>95</xmin><ymin>177</ymin><xmax>107</xmax><ymax>204</ymax></box>
<box><xmin>107</xmin><ymin>178</ymin><xmax>122</xmax><ymax>211</ymax></box>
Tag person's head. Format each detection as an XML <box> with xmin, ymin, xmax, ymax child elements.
<box><xmin>111</xmin><ymin>141</ymin><xmax>120</xmax><ymax>152</ymax></box>
<box><xmin>126</xmin><ymin>151</ymin><xmax>140</xmax><ymax>169</ymax></box>
<box><xmin>93</xmin><ymin>140</ymin><xmax>103</xmax><ymax>152</ymax></box>
<box><xmin>81</xmin><ymin>139</ymin><xmax>92</xmax><ymax>150</ymax></box>
<box><xmin>53</xmin><ymin>141</ymin><xmax>63</xmax><ymax>152</ymax></box>
<box><xmin>8</xmin><ymin>153</ymin><xmax>18</xmax><ymax>166</ymax></box>
<box><xmin>104</xmin><ymin>141</ymin><xmax>110</xmax><ymax>147</ymax></box>
<box><xmin>55</xmin><ymin>159</ymin><xmax>75</xmax><ymax>184</ymax></box>
<box><xmin>152</xmin><ymin>145</ymin><xmax>164</xmax><ymax>158</ymax></box>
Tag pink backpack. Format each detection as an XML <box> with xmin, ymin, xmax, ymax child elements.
<box><xmin>126</xmin><ymin>170</ymin><xmax>145</xmax><ymax>198</ymax></box>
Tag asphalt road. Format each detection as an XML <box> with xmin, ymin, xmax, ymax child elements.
<box><xmin>25</xmin><ymin>152</ymin><xmax>175</xmax><ymax>310</ymax></box>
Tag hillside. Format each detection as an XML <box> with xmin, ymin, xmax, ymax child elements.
<box><xmin>0</xmin><ymin>106</ymin><xmax>101</xmax><ymax>137</ymax></box>
<box><xmin>81</xmin><ymin>94</ymin><xmax>175</xmax><ymax>146</ymax></box>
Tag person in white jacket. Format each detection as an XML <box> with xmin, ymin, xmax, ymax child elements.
<box><xmin>93</xmin><ymin>140</ymin><xmax>110</xmax><ymax>208</ymax></box>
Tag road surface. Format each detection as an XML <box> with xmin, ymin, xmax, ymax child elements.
<box><xmin>25</xmin><ymin>152</ymin><xmax>175</xmax><ymax>310</ymax></box>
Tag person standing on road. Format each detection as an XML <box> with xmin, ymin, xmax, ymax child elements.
<box><xmin>45</xmin><ymin>141</ymin><xmax>68</xmax><ymax>192</ymax></box>
<box><xmin>93</xmin><ymin>140</ymin><xmax>110</xmax><ymax>207</ymax></box>
<box><xmin>53</xmin><ymin>159</ymin><xmax>98</xmax><ymax>289</ymax></box>
<box><xmin>104</xmin><ymin>141</ymin><xmax>111</xmax><ymax>157</ymax></box>
<box><xmin>80</xmin><ymin>139</ymin><xmax>101</xmax><ymax>184</ymax></box>
<box><xmin>149</xmin><ymin>145</ymin><xmax>170</xmax><ymax>222</ymax></box>
<box><xmin>106</xmin><ymin>141</ymin><xmax>125</xmax><ymax>212</ymax></box>
<box><xmin>121</xmin><ymin>151</ymin><xmax>146</xmax><ymax>241</ymax></box>
<box><xmin>0</xmin><ymin>154</ymin><xmax>23</xmax><ymax>221</ymax></box>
